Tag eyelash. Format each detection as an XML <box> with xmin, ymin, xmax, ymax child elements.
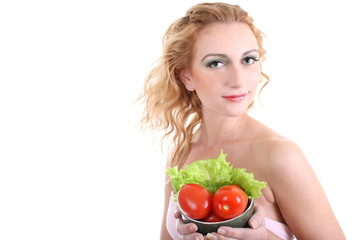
<box><xmin>242</xmin><ymin>56</ymin><xmax>260</xmax><ymax>65</ymax></box>
<box><xmin>206</xmin><ymin>56</ymin><xmax>260</xmax><ymax>68</ymax></box>
<box><xmin>206</xmin><ymin>60</ymin><xmax>225</xmax><ymax>68</ymax></box>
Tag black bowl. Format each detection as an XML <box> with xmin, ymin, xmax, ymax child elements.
<box><xmin>179</xmin><ymin>198</ymin><xmax>254</xmax><ymax>235</ymax></box>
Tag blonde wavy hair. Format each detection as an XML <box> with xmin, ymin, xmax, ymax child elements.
<box><xmin>139</xmin><ymin>2</ymin><xmax>269</xmax><ymax>168</ymax></box>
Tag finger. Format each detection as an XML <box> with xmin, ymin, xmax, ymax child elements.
<box><xmin>176</xmin><ymin>218</ymin><xmax>198</xmax><ymax>235</ymax></box>
<box><xmin>180</xmin><ymin>232</ymin><xmax>204</xmax><ymax>240</ymax></box>
<box><xmin>205</xmin><ymin>232</ymin><xmax>237</xmax><ymax>240</ymax></box>
<box><xmin>174</xmin><ymin>208</ymin><xmax>181</xmax><ymax>219</ymax></box>
<box><xmin>216</xmin><ymin>226</ymin><xmax>267</xmax><ymax>240</ymax></box>
<box><xmin>248</xmin><ymin>205</ymin><xmax>266</xmax><ymax>229</ymax></box>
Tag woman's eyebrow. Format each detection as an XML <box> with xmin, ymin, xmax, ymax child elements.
<box><xmin>242</xmin><ymin>49</ymin><xmax>259</xmax><ymax>56</ymax></box>
<box><xmin>201</xmin><ymin>53</ymin><xmax>228</xmax><ymax>62</ymax></box>
<box><xmin>201</xmin><ymin>49</ymin><xmax>259</xmax><ymax>61</ymax></box>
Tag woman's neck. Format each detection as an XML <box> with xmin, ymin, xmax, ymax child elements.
<box><xmin>196</xmin><ymin>112</ymin><xmax>251</xmax><ymax>150</ymax></box>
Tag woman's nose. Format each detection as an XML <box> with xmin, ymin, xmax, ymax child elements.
<box><xmin>227</xmin><ymin>65</ymin><xmax>245</xmax><ymax>88</ymax></box>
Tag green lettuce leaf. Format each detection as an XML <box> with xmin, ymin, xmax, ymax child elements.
<box><xmin>165</xmin><ymin>150</ymin><xmax>266</xmax><ymax>200</ymax></box>
<box><xmin>231</xmin><ymin>168</ymin><xmax>267</xmax><ymax>199</ymax></box>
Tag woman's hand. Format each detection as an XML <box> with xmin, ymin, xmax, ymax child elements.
<box><xmin>174</xmin><ymin>208</ymin><xmax>204</xmax><ymax>240</ymax></box>
<box><xmin>175</xmin><ymin>205</ymin><xmax>267</xmax><ymax>240</ymax></box>
<box><xmin>205</xmin><ymin>205</ymin><xmax>267</xmax><ymax>240</ymax></box>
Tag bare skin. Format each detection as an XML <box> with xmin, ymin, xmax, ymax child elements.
<box><xmin>161</xmin><ymin>115</ymin><xmax>345</xmax><ymax>240</ymax></box>
<box><xmin>160</xmin><ymin>22</ymin><xmax>345</xmax><ymax>239</ymax></box>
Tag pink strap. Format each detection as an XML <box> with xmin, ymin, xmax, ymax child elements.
<box><xmin>166</xmin><ymin>195</ymin><xmax>180</xmax><ymax>240</ymax></box>
<box><xmin>265</xmin><ymin>217</ymin><xmax>295</xmax><ymax>240</ymax></box>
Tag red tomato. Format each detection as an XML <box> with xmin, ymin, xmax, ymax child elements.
<box><xmin>178</xmin><ymin>183</ymin><xmax>212</xmax><ymax>220</ymax></box>
<box><xmin>212</xmin><ymin>184</ymin><xmax>248</xmax><ymax>220</ymax></box>
<box><xmin>202</xmin><ymin>211</ymin><xmax>223</xmax><ymax>222</ymax></box>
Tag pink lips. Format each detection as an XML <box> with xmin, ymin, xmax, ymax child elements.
<box><xmin>222</xmin><ymin>93</ymin><xmax>247</xmax><ymax>102</ymax></box>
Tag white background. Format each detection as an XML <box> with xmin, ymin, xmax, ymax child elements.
<box><xmin>0</xmin><ymin>0</ymin><xmax>359</xmax><ymax>239</ymax></box>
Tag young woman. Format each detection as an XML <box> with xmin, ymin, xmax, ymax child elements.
<box><xmin>140</xmin><ymin>2</ymin><xmax>345</xmax><ymax>240</ymax></box>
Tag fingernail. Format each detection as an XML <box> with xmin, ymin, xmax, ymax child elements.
<box><xmin>206</xmin><ymin>233</ymin><xmax>218</xmax><ymax>240</ymax></box>
<box><xmin>173</xmin><ymin>210</ymin><xmax>178</xmax><ymax>216</ymax></box>
<box><xmin>190</xmin><ymin>224</ymin><xmax>197</xmax><ymax>232</ymax></box>
<box><xmin>250</xmin><ymin>219</ymin><xmax>258</xmax><ymax>228</ymax></box>
<box><xmin>218</xmin><ymin>228</ymin><xmax>226</xmax><ymax>235</ymax></box>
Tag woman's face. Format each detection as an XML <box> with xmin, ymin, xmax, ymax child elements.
<box><xmin>181</xmin><ymin>22</ymin><xmax>261</xmax><ymax>117</ymax></box>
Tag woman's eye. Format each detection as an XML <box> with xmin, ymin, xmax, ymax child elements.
<box><xmin>207</xmin><ymin>60</ymin><xmax>225</xmax><ymax>68</ymax></box>
<box><xmin>242</xmin><ymin>56</ymin><xmax>259</xmax><ymax>65</ymax></box>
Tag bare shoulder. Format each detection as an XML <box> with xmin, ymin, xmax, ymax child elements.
<box><xmin>249</xmin><ymin>120</ymin><xmax>345</xmax><ymax>239</ymax></box>
<box><xmin>259</xmin><ymin>136</ymin><xmax>310</xmax><ymax>188</ymax></box>
<box><xmin>248</xmin><ymin>117</ymin><xmax>302</xmax><ymax>155</ymax></box>
<box><xmin>246</xmin><ymin>117</ymin><xmax>308</xmax><ymax>178</ymax></box>
<box><xmin>260</xmin><ymin>135</ymin><xmax>306</xmax><ymax>169</ymax></box>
